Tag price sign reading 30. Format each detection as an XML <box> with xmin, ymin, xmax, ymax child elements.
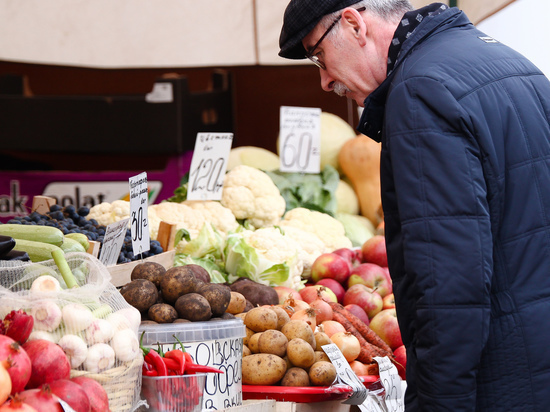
<box><xmin>187</xmin><ymin>133</ymin><xmax>233</xmax><ymax>201</ymax></box>
<box><xmin>279</xmin><ymin>106</ymin><xmax>321</xmax><ymax>174</ymax></box>
<box><xmin>129</xmin><ymin>172</ymin><xmax>150</xmax><ymax>257</ymax></box>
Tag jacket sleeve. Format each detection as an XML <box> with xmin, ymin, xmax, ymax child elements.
<box><xmin>384</xmin><ymin>76</ymin><xmax>493</xmax><ymax>411</ymax></box>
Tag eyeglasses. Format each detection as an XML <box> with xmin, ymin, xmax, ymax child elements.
<box><xmin>305</xmin><ymin>7</ymin><xmax>366</xmax><ymax>70</ymax></box>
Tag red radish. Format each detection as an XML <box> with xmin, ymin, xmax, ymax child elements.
<box><xmin>309</xmin><ymin>298</ymin><xmax>333</xmax><ymax>323</ymax></box>
<box><xmin>0</xmin><ymin>335</ymin><xmax>32</xmax><ymax>394</ymax></box>
<box><xmin>22</xmin><ymin>339</ymin><xmax>70</xmax><ymax>389</ymax></box>
<box><xmin>2</xmin><ymin>310</ymin><xmax>34</xmax><ymax>345</ymax></box>
<box><xmin>18</xmin><ymin>386</ymin><xmax>63</xmax><ymax>412</ymax></box>
<box><xmin>71</xmin><ymin>376</ymin><xmax>110</xmax><ymax>412</ymax></box>
<box><xmin>0</xmin><ymin>394</ymin><xmax>38</xmax><ymax>412</ymax></box>
<box><xmin>49</xmin><ymin>379</ymin><xmax>91</xmax><ymax>412</ymax></box>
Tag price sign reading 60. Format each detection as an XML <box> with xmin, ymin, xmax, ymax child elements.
<box><xmin>187</xmin><ymin>133</ymin><xmax>233</xmax><ymax>201</ymax></box>
<box><xmin>129</xmin><ymin>172</ymin><xmax>150</xmax><ymax>257</ymax></box>
<box><xmin>279</xmin><ymin>106</ymin><xmax>321</xmax><ymax>174</ymax></box>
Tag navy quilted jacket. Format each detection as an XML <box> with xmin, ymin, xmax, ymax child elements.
<box><xmin>358</xmin><ymin>7</ymin><xmax>550</xmax><ymax>411</ymax></box>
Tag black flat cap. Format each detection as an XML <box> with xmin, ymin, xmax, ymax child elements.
<box><xmin>279</xmin><ymin>0</ymin><xmax>362</xmax><ymax>59</ymax></box>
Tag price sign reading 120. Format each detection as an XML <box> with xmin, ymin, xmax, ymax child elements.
<box><xmin>187</xmin><ymin>132</ymin><xmax>233</xmax><ymax>201</ymax></box>
<box><xmin>279</xmin><ymin>106</ymin><xmax>321</xmax><ymax>174</ymax></box>
<box><xmin>129</xmin><ymin>172</ymin><xmax>150</xmax><ymax>257</ymax></box>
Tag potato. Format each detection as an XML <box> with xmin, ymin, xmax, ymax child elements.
<box><xmin>281</xmin><ymin>367</ymin><xmax>310</xmax><ymax>387</ymax></box>
<box><xmin>270</xmin><ymin>305</ymin><xmax>291</xmax><ymax>330</ymax></box>
<box><xmin>258</xmin><ymin>329</ymin><xmax>288</xmax><ymax>357</ymax></box>
<box><xmin>121</xmin><ymin>279</ymin><xmax>158</xmax><ymax>312</ymax></box>
<box><xmin>281</xmin><ymin>320</ymin><xmax>316</xmax><ymax>349</ymax></box>
<box><xmin>314</xmin><ymin>331</ymin><xmax>332</xmax><ymax>351</ymax></box>
<box><xmin>160</xmin><ymin>266</ymin><xmax>203</xmax><ymax>304</ymax></box>
<box><xmin>130</xmin><ymin>261</ymin><xmax>166</xmax><ymax>288</ymax></box>
<box><xmin>198</xmin><ymin>283</ymin><xmax>231</xmax><ymax>316</ymax></box>
<box><xmin>286</xmin><ymin>338</ymin><xmax>316</xmax><ymax>369</ymax></box>
<box><xmin>226</xmin><ymin>292</ymin><xmax>247</xmax><ymax>314</ymax></box>
<box><xmin>308</xmin><ymin>361</ymin><xmax>337</xmax><ymax>386</ymax></box>
<box><xmin>314</xmin><ymin>350</ymin><xmax>331</xmax><ymax>363</ymax></box>
<box><xmin>174</xmin><ymin>293</ymin><xmax>212</xmax><ymax>321</ymax></box>
<box><xmin>235</xmin><ymin>312</ymin><xmax>247</xmax><ymax>322</ymax></box>
<box><xmin>243</xmin><ymin>327</ymin><xmax>255</xmax><ymax>346</ymax></box>
<box><xmin>242</xmin><ymin>353</ymin><xmax>287</xmax><ymax>385</ymax></box>
<box><xmin>229</xmin><ymin>278</ymin><xmax>279</xmax><ymax>307</ymax></box>
<box><xmin>243</xmin><ymin>345</ymin><xmax>252</xmax><ymax>357</ymax></box>
<box><xmin>244</xmin><ymin>307</ymin><xmax>278</xmax><ymax>332</ymax></box>
<box><xmin>248</xmin><ymin>332</ymin><xmax>262</xmax><ymax>353</ymax></box>
<box><xmin>183</xmin><ymin>263</ymin><xmax>211</xmax><ymax>283</ymax></box>
<box><xmin>148</xmin><ymin>303</ymin><xmax>178</xmax><ymax>323</ymax></box>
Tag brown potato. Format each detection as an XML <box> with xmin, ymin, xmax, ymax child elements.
<box><xmin>270</xmin><ymin>305</ymin><xmax>291</xmax><ymax>330</ymax></box>
<box><xmin>281</xmin><ymin>367</ymin><xmax>310</xmax><ymax>387</ymax></box>
<box><xmin>308</xmin><ymin>361</ymin><xmax>337</xmax><ymax>386</ymax></box>
<box><xmin>313</xmin><ymin>350</ymin><xmax>331</xmax><ymax>363</ymax></box>
<box><xmin>235</xmin><ymin>312</ymin><xmax>247</xmax><ymax>322</ymax></box>
<box><xmin>242</xmin><ymin>345</ymin><xmax>252</xmax><ymax>357</ymax></box>
<box><xmin>121</xmin><ymin>279</ymin><xmax>158</xmax><ymax>312</ymax></box>
<box><xmin>198</xmin><ymin>283</ymin><xmax>231</xmax><ymax>316</ymax></box>
<box><xmin>174</xmin><ymin>293</ymin><xmax>212</xmax><ymax>321</ymax></box>
<box><xmin>147</xmin><ymin>303</ymin><xmax>178</xmax><ymax>323</ymax></box>
<box><xmin>183</xmin><ymin>264</ymin><xmax>211</xmax><ymax>283</ymax></box>
<box><xmin>130</xmin><ymin>261</ymin><xmax>166</xmax><ymax>288</ymax></box>
<box><xmin>258</xmin><ymin>329</ymin><xmax>288</xmax><ymax>357</ymax></box>
<box><xmin>244</xmin><ymin>307</ymin><xmax>278</xmax><ymax>332</ymax></box>
<box><xmin>160</xmin><ymin>266</ymin><xmax>203</xmax><ymax>304</ymax></box>
<box><xmin>281</xmin><ymin>320</ymin><xmax>316</xmax><ymax>349</ymax></box>
<box><xmin>314</xmin><ymin>331</ymin><xmax>332</xmax><ymax>351</ymax></box>
<box><xmin>248</xmin><ymin>332</ymin><xmax>263</xmax><ymax>353</ymax></box>
<box><xmin>243</xmin><ymin>327</ymin><xmax>255</xmax><ymax>346</ymax></box>
<box><xmin>286</xmin><ymin>338</ymin><xmax>316</xmax><ymax>369</ymax></box>
<box><xmin>242</xmin><ymin>354</ymin><xmax>287</xmax><ymax>385</ymax></box>
<box><xmin>226</xmin><ymin>292</ymin><xmax>247</xmax><ymax>314</ymax></box>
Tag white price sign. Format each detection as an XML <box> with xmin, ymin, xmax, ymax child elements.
<box><xmin>187</xmin><ymin>133</ymin><xmax>233</xmax><ymax>201</ymax></box>
<box><xmin>129</xmin><ymin>172</ymin><xmax>150</xmax><ymax>256</ymax></box>
<box><xmin>322</xmin><ymin>343</ymin><xmax>367</xmax><ymax>405</ymax></box>
<box><xmin>99</xmin><ymin>218</ymin><xmax>130</xmax><ymax>267</ymax></box>
<box><xmin>375</xmin><ymin>356</ymin><xmax>405</xmax><ymax>412</ymax></box>
<box><xmin>279</xmin><ymin>106</ymin><xmax>321</xmax><ymax>173</ymax></box>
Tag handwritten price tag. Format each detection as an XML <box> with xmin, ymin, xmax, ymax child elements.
<box><xmin>129</xmin><ymin>172</ymin><xmax>150</xmax><ymax>257</ymax></box>
<box><xmin>99</xmin><ymin>218</ymin><xmax>130</xmax><ymax>267</ymax></box>
<box><xmin>279</xmin><ymin>106</ymin><xmax>321</xmax><ymax>173</ymax></box>
<box><xmin>322</xmin><ymin>343</ymin><xmax>367</xmax><ymax>405</ymax></box>
<box><xmin>375</xmin><ymin>356</ymin><xmax>405</xmax><ymax>412</ymax></box>
<box><xmin>187</xmin><ymin>133</ymin><xmax>233</xmax><ymax>201</ymax></box>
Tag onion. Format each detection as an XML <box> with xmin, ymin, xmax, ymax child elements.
<box><xmin>319</xmin><ymin>320</ymin><xmax>346</xmax><ymax>338</ymax></box>
<box><xmin>330</xmin><ymin>331</ymin><xmax>361</xmax><ymax>362</ymax></box>
<box><xmin>48</xmin><ymin>379</ymin><xmax>91</xmax><ymax>412</ymax></box>
<box><xmin>309</xmin><ymin>298</ymin><xmax>333</xmax><ymax>323</ymax></box>
<box><xmin>0</xmin><ymin>394</ymin><xmax>38</xmax><ymax>412</ymax></box>
<box><xmin>18</xmin><ymin>386</ymin><xmax>63</xmax><ymax>412</ymax></box>
<box><xmin>0</xmin><ymin>360</ymin><xmax>11</xmax><ymax>404</ymax></box>
<box><xmin>349</xmin><ymin>360</ymin><xmax>369</xmax><ymax>376</ymax></box>
<box><xmin>70</xmin><ymin>376</ymin><xmax>110</xmax><ymax>412</ymax></box>
<box><xmin>290</xmin><ymin>308</ymin><xmax>317</xmax><ymax>332</ymax></box>
<box><xmin>22</xmin><ymin>339</ymin><xmax>71</xmax><ymax>389</ymax></box>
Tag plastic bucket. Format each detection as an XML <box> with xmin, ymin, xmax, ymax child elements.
<box><xmin>141</xmin><ymin>373</ymin><xmax>207</xmax><ymax>412</ymax></box>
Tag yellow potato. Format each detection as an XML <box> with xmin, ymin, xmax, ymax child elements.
<box><xmin>248</xmin><ymin>332</ymin><xmax>263</xmax><ymax>353</ymax></box>
<box><xmin>286</xmin><ymin>338</ymin><xmax>316</xmax><ymax>369</ymax></box>
<box><xmin>281</xmin><ymin>367</ymin><xmax>311</xmax><ymax>387</ymax></box>
<box><xmin>242</xmin><ymin>353</ymin><xmax>288</xmax><ymax>385</ymax></box>
<box><xmin>281</xmin><ymin>320</ymin><xmax>316</xmax><ymax>349</ymax></box>
<box><xmin>271</xmin><ymin>305</ymin><xmax>291</xmax><ymax>330</ymax></box>
<box><xmin>258</xmin><ymin>329</ymin><xmax>288</xmax><ymax>357</ymax></box>
<box><xmin>314</xmin><ymin>331</ymin><xmax>332</xmax><ymax>351</ymax></box>
<box><xmin>243</xmin><ymin>327</ymin><xmax>255</xmax><ymax>346</ymax></box>
<box><xmin>226</xmin><ymin>291</ymin><xmax>247</xmax><ymax>314</ymax></box>
<box><xmin>313</xmin><ymin>350</ymin><xmax>331</xmax><ymax>363</ymax></box>
<box><xmin>244</xmin><ymin>307</ymin><xmax>278</xmax><ymax>332</ymax></box>
<box><xmin>309</xmin><ymin>361</ymin><xmax>337</xmax><ymax>386</ymax></box>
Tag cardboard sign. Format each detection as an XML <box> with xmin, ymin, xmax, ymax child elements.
<box><xmin>129</xmin><ymin>172</ymin><xmax>150</xmax><ymax>256</ymax></box>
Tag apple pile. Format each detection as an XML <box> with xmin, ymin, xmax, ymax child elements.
<box><xmin>276</xmin><ymin>235</ymin><xmax>406</xmax><ymax>380</ymax></box>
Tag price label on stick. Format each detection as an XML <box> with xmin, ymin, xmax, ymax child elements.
<box><xmin>279</xmin><ymin>106</ymin><xmax>321</xmax><ymax>173</ymax></box>
<box><xmin>375</xmin><ymin>356</ymin><xmax>405</xmax><ymax>412</ymax></box>
<box><xmin>187</xmin><ymin>132</ymin><xmax>233</xmax><ymax>201</ymax></box>
<box><xmin>99</xmin><ymin>218</ymin><xmax>130</xmax><ymax>267</ymax></box>
<box><xmin>129</xmin><ymin>172</ymin><xmax>150</xmax><ymax>257</ymax></box>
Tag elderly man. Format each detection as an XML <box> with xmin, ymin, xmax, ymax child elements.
<box><xmin>279</xmin><ymin>1</ymin><xmax>550</xmax><ymax>411</ymax></box>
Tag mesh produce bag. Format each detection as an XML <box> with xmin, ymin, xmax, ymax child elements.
<box><xmin>0</xmin><ymin>252</ymin><xmax>145</xmax><ymax>412</ymax></box>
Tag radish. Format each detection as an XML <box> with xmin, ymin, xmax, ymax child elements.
<box><xmin>22</xmin><ymin>339</ymin><xmax>70</xmax><ymax>389</ymax></box>
<box><xmin>18</xmin><ymin>386</ymin><xmax>63</xmax><ymax>412</ymax></box>
<box><xmin>0</xmin><ymin>394</ymin><xmax>38</xmax><ymax>412</ymax></box>
<box><xmin>49</xmin><ymin>379</ymin><xmax>91</xmax><ymax>412</ymax></box>
<box><xmin>0</xmin><ymin>335</ymin><xmax>32</xmax><ymax>394</ymax></box>
<box><xmin>71</xmin><ymin>376</ymin><xmax>110</xmax><ymax>412</ymax></box>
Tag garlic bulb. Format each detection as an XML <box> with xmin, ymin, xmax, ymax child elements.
<box><xmin>85</xmin><ymin>343</ymin><xmax>115</xmax><ymax>373</ymax></box>
<box><xmin>62</xmin><ymin>303</ymin><xmax>94</xmax><ymax>333</ymax></box>
<box><xmin>31</xmin><ymin>300</ymin><xmax>62</xmax><ymax>332</ymax></box>
<box><xmin>111</xmin><ymin>329</ymin><xmax>140</xmax><ymax>362</ymax></box>
<box><xmin>58</xmin><ymin>334</ymin><xmax>88</xmax><ymax>368</ymax></box>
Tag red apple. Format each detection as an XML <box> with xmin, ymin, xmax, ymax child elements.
<box><xmin>332</xmin><ymin>248</ymin><xmax>362</xmax><ymax>268</ymax></box>
<box><xmin>273</xmin><ymin>286</ymin><xmax>304</xmax><ymax>305</ymax></box>
<box><xmin>347</xmin><ymin>263</ymin><xmax>392</xmax><ymax>298</ymax></box>
<box><xmin>361</xmin><ymin>235</ymin><xmax>387</xmax><ymax>267</ymax></box>
<box><xmin>344</xmin><ymin>303</ymin><xmax>370</xmax><ymax>326</ymax></box>
<box><xmin>393</xmin><ymin>345</ymin><xmax>406</xmax><ymax>380</ymax></box>
<box><xmin>343</xmin><ymin>284</ymin><xmax>383</xmax><ymax>319</ymax></box>
<box><xmin>300</xmin><ymin>285</ymin><xmax>337</xmax><ymax>304</ymax></box>
<box><xmin>316</xmin><ymin>278</ymin><xmax>346</xmax><ymax>303</ymax></box>
<box><xmin>369</xmin><ymin>308</ymin><xmax>403</xmax><ymax>350</ymax></box>
<box><xmin>310</xmin><ymin>253</ymin><xmax>351</xmax><ymax>284</ymax></box>
<box><xmin>382</xmin><ymin>293</ymin><xmax>396</xmax><ymax>309</ymax></box>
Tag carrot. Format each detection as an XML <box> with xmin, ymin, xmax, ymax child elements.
<box><xmin>331</xmin><ymin>310</ymin><xmax>379</xmax><ymax>364</ymax></box>
<box><xmin>329</xmin><ymin>302</ymin><xmax>393</xmax><ymax>355</ymax></box>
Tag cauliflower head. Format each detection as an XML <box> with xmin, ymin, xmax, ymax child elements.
<box><xmin>181</xmin><ymin>200</ymin><xmax>239</xmax><ymax>235</ymax></box>
<box><xmin>148</xmin><ymin>202</ymin><xmax>206</xmax><ymax>241</ymax></box>
<box><xmin>280</xmin><ymin>225</ymin><xmax>330</xmax><ymax>279</ymax></box>
<box><xmin>279</xmin><ymin>207</ymin><xmax>353</xmax><ymax>251</ymax></box>
<box><xmin>221</xmin><ymin>165</ymin><xmax>286</xmax><ymax>229</ymax></box>
<box><xmin>87</xmin><ymin>200</ymin><xmax>131</xmax><ymax>227</ymax></box>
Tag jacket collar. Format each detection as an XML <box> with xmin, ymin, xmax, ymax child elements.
<box><xmin>358</xmin><ymin>7</ymin><xmax>469</xmax><ymax>141</ymax></box>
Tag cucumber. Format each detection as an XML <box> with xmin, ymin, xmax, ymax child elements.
<box><xmin>60</xmin><ymin>237</ymin><xmax>87</xmax><ymax>254</ymax></box>
<box><xmin>65</xmin><ymin>233</ymin><xmax>90</xmax><ymax>251</ymax></box>
<box><xmin>14</xmin><ymin>238</ymin><xmax>63</xmax><ymax>262</ymax></box>
<box><xmin>0</xmin><ymin>224</ymin><xmax>64</xmax><ymax>247</ymax></box>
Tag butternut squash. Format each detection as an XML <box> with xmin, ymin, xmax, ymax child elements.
<box><xmin>337</xmin><ymin>134</ymin><xmax>382</xmax><ymax>226</ymax></box>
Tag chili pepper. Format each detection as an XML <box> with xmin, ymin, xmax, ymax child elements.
<box><xmin>143</xmin><ymin>369</ymin><xmax>158</xmax><ymax>377</ymax></box>
<box><xmin>162</xmin><ymin>357</ymin><xmax>181</xmax><ymax>372</ymax></box>
<box><xmin>184</xmin><ymin>363</ymin><xmax>224</xmax><ymax>374</ymax></box>
<box><xmin>145</xmin><ymin>349</ymin><xmax>168</xmax><ymax>376</ymax></box>
<box><xmin>156</xmin><ymin>341</ymin><xmax>165</xmax><ymax>357</ymax></box>
<box><xmin>142</xmin><ymin>361</ymin><xmax>153</xmax><ymax>374</ymax></box>
<box><xmin>164</xmin><ymin>350</ymin><xmax>185</xmax><ymax>375</ymax></box>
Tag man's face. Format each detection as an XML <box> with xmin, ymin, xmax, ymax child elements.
<box><xmin>302</xmin><ymin>11</ymin><xmax>387</xmax><ymax>107</ymax></box>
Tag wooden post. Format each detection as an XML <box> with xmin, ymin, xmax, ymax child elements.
<box><xmin>157</xmin><ymin>221</ymin><xmax>177</xmax><ymax>252</ymax></box>
<box><xmin>87</xmin><ymin>240</ymin><xmax>101</xmax><ymax>258</ymax></box>
<box><xmin>31</xmin><ymin>196</ymin><xmax>56</xmax><ymax>215</ymax></box>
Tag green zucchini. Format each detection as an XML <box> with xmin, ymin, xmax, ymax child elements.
<box><xmin>14</xmin><ymin>238</ymin><xmax>63</xmax><ymax>263</ymax></box>
<box><xmin>60</xmin><ymin>237</ymin><xmax>87</xmax><ymax>254</ymax></box>
<box><xmin>0</xmin><ymin>224</ymin><xmax>64</xmax><ymax>247</ymax></box>
<box><xmin>64</xmin><ymin>233</ymin><xmax>90</xmax><ymax>251</ymax></box>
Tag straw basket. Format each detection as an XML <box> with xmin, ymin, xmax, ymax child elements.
<box><xmin>71</xmin><ymin>353</ymin><xmax>144</xmax><ymax>412</ymax></box>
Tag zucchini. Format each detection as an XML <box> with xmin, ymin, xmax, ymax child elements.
<box><xmin>14</xmin><ymin>238</ymin><xmax>63</xmax><ymax>263</ymax></box>
<box><xmin>60</xmin><ymin>237</ymin><xmax>87</xmax><ymax>254</ymax></box>
<box><xmin>0</xmin><ymin>224</ymin><xmax>64</xmax><ymax>247</ymax></box>
<box><xmin>65</xmin><ymin>233</ymin><xmax>90</xmax><ymax>251</ymax></box>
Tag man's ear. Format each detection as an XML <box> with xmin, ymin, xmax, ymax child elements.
<box><xmin>341</xmin><ymin>8</ymin><xmax>367</xmax><ymax>45</ymax></box>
